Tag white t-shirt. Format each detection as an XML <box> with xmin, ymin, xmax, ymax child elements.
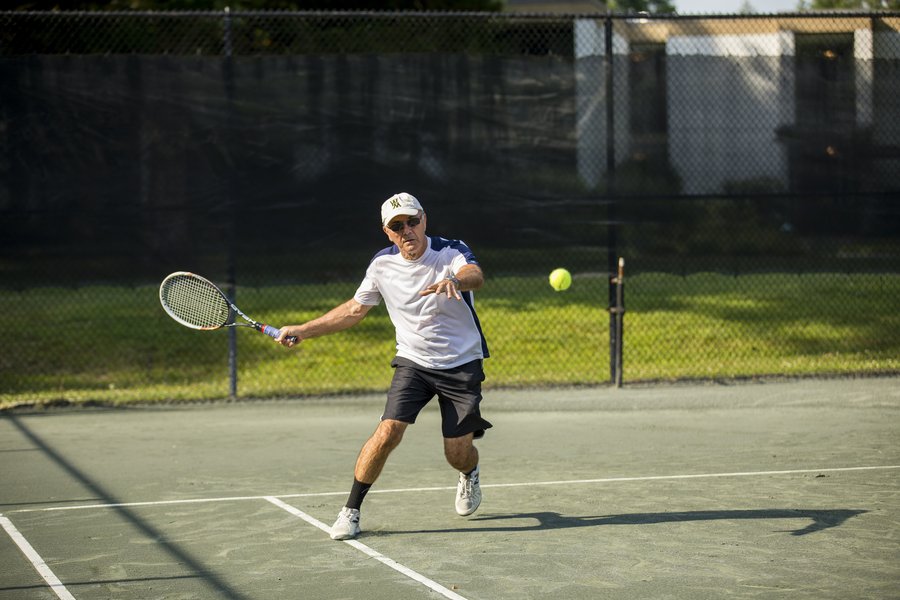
<box><xmin>354</xmin><ymin>236</ymin><xmax>489</xmax><ymax>369</ymax></box>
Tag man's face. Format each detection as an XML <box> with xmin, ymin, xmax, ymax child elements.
<box><xmin>384</xmin><ymin>212</ymin><xmax>427</xmax><ymax>260</ymax></box>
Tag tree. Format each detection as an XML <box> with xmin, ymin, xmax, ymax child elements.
<box><xmin>607</xmin><ymin>0</ymin><xmax>677</xmax><ymax>13</ymax></box>
<box><xmin>796</xmin><ymin>0</ymin><xmax>900</xmax><ymax>9</ymax></box>
<box><xmin>12</xmin><ymin>0</ymin><xmax>504</xmax><ymax>10</ymax></box>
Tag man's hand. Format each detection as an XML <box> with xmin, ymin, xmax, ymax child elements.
<box><xmin>274</xmin><ymin>328</ymin><xmax>301</xmax><ymax>347</ymax></box>
<box><xmin>421</xmin><ymin>278</ymin><xmax>462</xmax><ymax>300</ymax></box>
<box><xmin>421</xmin><ymin>265</ymin><xmax>483</xmax><ymax>300</ymax></box>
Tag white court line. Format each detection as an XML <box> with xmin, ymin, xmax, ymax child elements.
<box><xmin>11</xmin><ymin>492</ymin><xmax>343</xmax><ymax>513</ymax></box>
<box><xmin>264</xmin><ymin>497</ymin><xmax>469</xmax><ymax>600</ymax></box>
<box><xmin>473</xmin><ymin>464</ymin><xmax>900</xmax><ymax>489</ymax></box>
<box><xmin>0</xmin><ymin>514</ymin><xmax>76</xmax><ymax>600</ymax></box>
<box><xmin>9</xmin><ymin>464</ymin><xmax>900</xmax><ymax>514</ymax></box>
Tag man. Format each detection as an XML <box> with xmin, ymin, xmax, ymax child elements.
<box><xmin>275</xmin><ymin>192</ymin><xmax>491</xmax><ymax>540</ymax></box>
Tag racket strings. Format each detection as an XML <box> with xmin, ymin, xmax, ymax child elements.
<box><xmin>162</xmin><ymin>275</ymin><xmax>230</xmax><ymax>328</ymax></box>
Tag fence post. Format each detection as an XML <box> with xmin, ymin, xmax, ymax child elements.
<box><xmin>223</xmin><ymin>7</ymin><xmax>238</xmax><ymax>400</ymax></box>
<box><xmin>604</xmin><ymin>14</ymin><xmax>619</xmax><ymax>384</ymax></box>
<box><xmin>612</xmin><ymin>258</ymin><xmax>625</xmax><ymax>387</ymax></box>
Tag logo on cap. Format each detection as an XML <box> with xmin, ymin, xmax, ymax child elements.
<box><xmin>391</xmin><ymin>198</ymin><xmax>401</xmax><ymax>209</ymax></box>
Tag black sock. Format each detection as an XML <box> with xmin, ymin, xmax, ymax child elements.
<box><xmin>345</xmin><ymin>478</ymin><xmax>372</xmax><ymax>510</ymax></box>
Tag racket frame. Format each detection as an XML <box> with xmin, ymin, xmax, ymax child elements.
<box><xmin>159</xmin><ymin>271</ymin><xmax>295</xmax><ymax>341</ymax></box>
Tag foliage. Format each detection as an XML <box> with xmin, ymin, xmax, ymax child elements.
<box><xmin>11</xmin><ymin>0</ymin><xmax>504</xmax><ymax>11</ymax></box>
<box><xmin>796</xmin><ymin>0</ymin><xmax>900</xmax><ymax>9</ymax></box>
<box><xmin>1</xmin><ymin>273</ymin><xmax>898</xmax><ymax>408</ymax></box>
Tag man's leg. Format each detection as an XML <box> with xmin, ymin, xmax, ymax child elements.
<box><xmin>445</xmin><ymin>433</ymin><xmax>482</xmax><ymax>516</ymax></box>
<box><xmin>356</xmin><ymin>419</ymin><xmax>408</xmax><ymax>482</ymax></box>
<box><xmin>444</xmin><ymin>432</ymin><xmax>477</xmax><ymax>473</ymax></box>
<box><xmin>331</xmin><ymin>419</ymin><xmax>407</xmax><ymax>540</ymax></box>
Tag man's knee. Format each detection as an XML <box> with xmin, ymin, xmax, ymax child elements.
<box><xmin>443</xmin><ymin>433</ymin><xmax>476</xmax><ymax>466</ymax></box>
<box><xmin>373</xmin><ymin>419</ymin><xmax>407</xmax><ymax>449</ymax></box>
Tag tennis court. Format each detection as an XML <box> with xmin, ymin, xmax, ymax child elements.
<box><xmin>2</xmin><ymin>376</ymin><xmax>898</xmax><ymax>599</ymax></box>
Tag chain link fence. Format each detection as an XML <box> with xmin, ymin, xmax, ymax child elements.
<box><xmin>1</xmin><ymin>10</ymin><xmax>898</xmax><ymax>406</ymax></box>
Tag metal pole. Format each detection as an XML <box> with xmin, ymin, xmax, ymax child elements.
<box><xmin>604</xmin><ymin>15</ymin><xmax>618</xmax><ymax>384</ymax></box>
<box><xmin>614</xmin><ymin>257</ymin><xmax>625</xmax><ymax>388</ymax></box>
<box><xmin>223</xmin><ymin>7</ymin><xmax>238</xmax><ymax>400</ymax></box>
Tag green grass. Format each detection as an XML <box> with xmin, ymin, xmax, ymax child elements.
<box><xmin>1</xmin><ymin>273</ymin><xmax>898</xmax><ymax>408</ymax></box>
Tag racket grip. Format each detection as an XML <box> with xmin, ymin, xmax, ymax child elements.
<box><xmin>262</xmin><ymin>324</ymin><xmax>298</xmax><ymax>343</ymax></box>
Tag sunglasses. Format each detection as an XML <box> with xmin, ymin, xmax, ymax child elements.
<box><xmin>387</xmin><ymin>217</ymin><xmax>421</xmax><ymax>232</ymax></box>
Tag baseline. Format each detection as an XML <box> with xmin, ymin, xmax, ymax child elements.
<box><xmin>9</xmin><ymin>464</ymin><xmax>899</xmax><ymax>515</ymax></box>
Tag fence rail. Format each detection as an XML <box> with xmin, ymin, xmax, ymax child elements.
<box><xmin>1</xmin><ymin>11</ymin><xmax>898</xmax><ymax>406</ymax></box>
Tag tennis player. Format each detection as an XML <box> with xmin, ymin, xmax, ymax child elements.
<box><xmin>275</xmin><ymin>192</ymin><xmax>492</xmax><ymax>540</ymax></box>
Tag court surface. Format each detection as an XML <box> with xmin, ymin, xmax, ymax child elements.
<box><xmin>2</xmin><ymin>377</ymin><xmax>899</xmax><ymax>599</ymax></box>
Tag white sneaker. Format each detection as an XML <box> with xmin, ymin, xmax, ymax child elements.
<box><xmin>330</xmin><ymin>506</ymin><xmax>360</xmax><ymax>540</ymax></box>
<box><xmin>455</xmin><ymin>465</ymin><xmax>482</xmax><ymax>516</ymax></box>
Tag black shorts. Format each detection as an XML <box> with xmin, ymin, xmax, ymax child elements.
<box><xmin>383</xmin><ymin>357</ymin><xmax>493</xmax><ymax>439</ymax></box>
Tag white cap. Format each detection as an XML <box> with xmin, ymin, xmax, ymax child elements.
<box><xmin>381</xmin><ymin>192</ymin><xmax>423</xmax><ymax>226</ymax></box>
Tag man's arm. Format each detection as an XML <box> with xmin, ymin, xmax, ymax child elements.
<box><xmin>421</xmin><ymin>263</ymin><xmax>484</xmax><ymax>300</ymax></box>
<box><xmin>275</xmin><ymin>298</ymin><xmax>373</xmax><ymax>347</ymax></box>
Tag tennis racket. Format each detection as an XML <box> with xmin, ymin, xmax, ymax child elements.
<box><xmin>159</xmin><ymin>271</ymin><xmax>297</xmax><ymax>342</ymax></box>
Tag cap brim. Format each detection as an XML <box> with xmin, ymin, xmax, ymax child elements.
<box><xmin>383</xmin><ymin>208</ymin><xmax>420</xmax><ymax>226</ymax></box>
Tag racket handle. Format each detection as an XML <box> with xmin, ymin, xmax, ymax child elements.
<box><xmin>262</xmin><ymin>324</ymin><xmax>298</xmax><ymax>343</ymax></box>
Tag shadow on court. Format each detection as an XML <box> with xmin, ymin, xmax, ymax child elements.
<box><xmin>5</xmin><ymin>415</ymin><xmax>252</xmax><ymax>600</ymax></box>
<box><xmin>2</xmin><ymin>575</ymin><xmax>202</xmax><ymax>595</ymax></box>
<box><xmin>376</xmin><ymin>508</ymin><xmax>868</xmax><ymax>538</ymax></box>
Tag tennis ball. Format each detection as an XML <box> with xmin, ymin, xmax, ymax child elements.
<box><xmin>549</xmin><ymin>268</ymin><xmax>572</xmax><ymax>292</ymax></box>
